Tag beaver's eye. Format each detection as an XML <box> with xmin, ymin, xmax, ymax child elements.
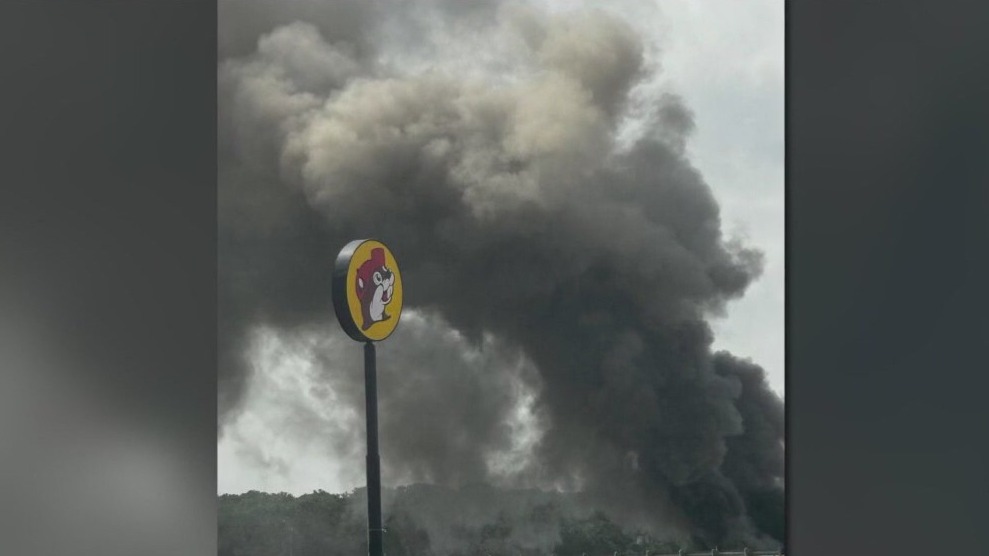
<box><xmin>373</xmin><ymin>272</ymin><xmax>382</xmax><ymax>285</ymax></box>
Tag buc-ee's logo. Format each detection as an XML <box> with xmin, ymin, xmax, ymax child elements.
<box><xmin>332</xmin><ymin>239</ymin><xmax>403</xmax><ymax>342</ymax></box>
<box><xmin>355</xmin><ymin>247</ymin><xmax>395</xmax><ymax>330</ymax></box>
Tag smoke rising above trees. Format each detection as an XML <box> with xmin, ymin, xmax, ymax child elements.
<box><xmin>219</xmin><ymin>0</ymin><xmax>784</xmax><ymax>548</ymax></box>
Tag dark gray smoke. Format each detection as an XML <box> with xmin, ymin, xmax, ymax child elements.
<box><xmin>219</xmin><ymin>1</ymin><xmax>783</xmax><ymax>548</ymax></box>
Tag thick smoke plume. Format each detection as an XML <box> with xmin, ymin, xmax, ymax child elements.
<box><xmin>219</xmin><ymin>0</ymin><xmax>783</xmax><ymax>549</ymax></box>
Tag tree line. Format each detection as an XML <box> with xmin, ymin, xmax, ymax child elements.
<box><xmin>218</xmin><ymin>487</ymin><xmax>686</xmax><ymax>556</ymax></box>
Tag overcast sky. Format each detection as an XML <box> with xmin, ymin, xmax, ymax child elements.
<box><xmin>218</xmin><ymin>0</ymin><xmax>783</xmax><ymax>496</ymax></box>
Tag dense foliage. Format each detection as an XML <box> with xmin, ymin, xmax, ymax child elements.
<box><xmin>218</xmin><ymin>487</ymin><xmax>687</xmax><ymax>556</ymax></box>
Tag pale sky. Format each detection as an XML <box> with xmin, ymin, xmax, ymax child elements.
<box><xmin>218</xmin><ymin>0</ymin><xmax>784</xmax><ymax>495</ymax></box>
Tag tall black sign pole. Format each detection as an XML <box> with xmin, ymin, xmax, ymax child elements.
<box><xmin>332</xmin><ymin>239</ymin><xmax>403</xmax><ymax>556</ymax></box>
<box><xmin>364</xmin><ymin>340</ymin><xmax>383</xmax><ymax>556</ymax></box>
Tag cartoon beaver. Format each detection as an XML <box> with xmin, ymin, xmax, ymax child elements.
<box><xmin>355</xmin><ymin>247</ymin><xmax>395</xmax><ymax>330</ymax></box>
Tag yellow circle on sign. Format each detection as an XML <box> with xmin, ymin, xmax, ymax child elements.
<box><xmin>344</xmin><ymin>240</ymin><xmax>403</xmax><ymax>341</ymax></box>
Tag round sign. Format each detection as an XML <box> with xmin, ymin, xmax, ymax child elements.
<box><xmin>332</xmin><ymin>239</ymin><xmax>403</xmax><ymax>342</ymax></box>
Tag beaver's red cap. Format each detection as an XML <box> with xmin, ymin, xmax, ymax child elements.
<box><xmin>356</xmin><ymin>247</ymin><xmax>386</xmax><ymax>296</ymax></box>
